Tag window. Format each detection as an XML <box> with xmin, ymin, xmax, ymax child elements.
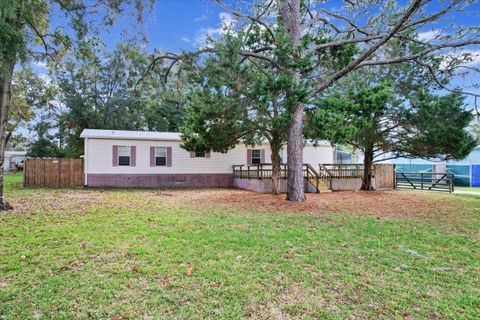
<box><xmin>251</xmin><ymin>149</ymin><xmax>261</xmax><ymax>165</ymax></box>
<box><xmin>195</xmin><ymin>151</ymin><xmax>206</xmax><ymax>158</ymax></box>
<box><xmin>155</xmin><ymin>147</ymin><xmax>167</xmax><ymax>166</ymax></box>
<box><xmin>118</xmin><ymin>146</ymin><xmax>131</xmax><ymax>166</ymax></box>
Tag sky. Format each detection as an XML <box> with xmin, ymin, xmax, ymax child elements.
<box><xmin>33</xmin><ymin>0</ymin><xmax>480</xmax><ymax>88</ymax></box>
<box><xmin>30</xmin><ymin>0</ymin><xmax>480</xmax><ymax>122</ymax></box>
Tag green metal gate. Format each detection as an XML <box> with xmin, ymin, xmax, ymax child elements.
<box><xmin>395</xmin><ymin>172</ymin><xmax>454</xmax><ymax>193</ymax></box>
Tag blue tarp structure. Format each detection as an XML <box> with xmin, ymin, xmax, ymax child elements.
<box><xmin>472</xmin><ymin>165</ymin><xmax>480</xmax><ymax>187</ymax></box>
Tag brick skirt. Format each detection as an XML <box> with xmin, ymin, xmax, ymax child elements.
<box><xmin>86</xmin><ymin>174</ymin><xmax>233</xmax><ymax>188</ymax></box>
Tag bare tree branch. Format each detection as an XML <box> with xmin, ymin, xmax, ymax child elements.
<box><xmin>311</xmin><ymin>0</ymin><xmax>424</xmax><ymax>97</ymax></box>
<box><xmin>215</xmin><ymin>0</ymin><xmax>277</xmax><ymax>42</ymax></box>
<box><xmin>414</xmin><ymin>58</ymin><xmax>480</xmax><ymax>99</ymax></box>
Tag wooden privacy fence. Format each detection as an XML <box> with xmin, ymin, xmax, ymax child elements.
<box><xmin>374</xmin><ymin>164</ymin><xmax>396</xmax><ymax>189</ymax></box>
<box><xmin>23</xmin><ymin>158</ymin><xmax>84</xmax><ymax>188</ymax></box>
<box><xmin>318</xmin><ymin>163</ymin><xmax>396</xmax><ymax>189</ymax></box>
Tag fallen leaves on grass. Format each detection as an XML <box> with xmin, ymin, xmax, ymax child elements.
<box><xmin>156</xmin><ymin>188</ymin><xmax>475</xmax><ymax>221</ymax></box>
<box><xmin>186</xmin><ymin>266</ymin><xmax>193</xmax><ymax>277</ymax></box>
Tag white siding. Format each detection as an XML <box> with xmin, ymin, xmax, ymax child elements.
<box><xmin>303</xmin><ymin>144</ymin><xmax>335</xmax><ymax>168</ymax></box>
<box><xmin>85</xmin><ymin>138</ymin><xmax>334</xmax><ymax>174</ymax></box>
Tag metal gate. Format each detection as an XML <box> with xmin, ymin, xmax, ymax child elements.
<box><xmin>395</xmin><ymin>172</ymin><xmax>454</xmax><ymax>193</ymax></box>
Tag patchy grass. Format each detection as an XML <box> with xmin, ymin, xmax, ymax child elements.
<box><xmin>1</xmin><ymin>173</ymin><xmax>479</xmax><ymax>319</ymax></box>
<box><xmin>455</xmin><ymin>186</ymin><xmax>480</xmax><ymax>192</ymax></box>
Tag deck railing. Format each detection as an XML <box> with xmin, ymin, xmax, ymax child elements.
<box><xmin>233</xmin><ymin>163</ymin><xmax>321</xmax><ymax>179</ymax></box>
<box><xmin>232</xmin><ymin>163</ymin><xmax>289</xmax><ymax>179</ymax></box>
<box><xmin>232</xmin><ymin>163</ymin><xmax>330</xmax><ymax>193</ymax></box>
<box><xmin>319</xmin><ymin>163</ymin><xmax>365</xmax><ymax>178</ymax></box>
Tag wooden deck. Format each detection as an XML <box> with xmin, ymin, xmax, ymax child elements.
<box><xmin>232</xmin><ymin>163</ymin><xmax>396</xmax><ymax>191</ymax></box>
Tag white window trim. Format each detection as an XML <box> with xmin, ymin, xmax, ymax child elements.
<box><xmin>118</xmin><ymin>146</ymin><xmax>131</xmax><ymax>166</ymax></box>
<box><xmin>155</xmin><ymin>147</ymin><xmax>167</xmax><ymax>166</ymax></box>
<box><xmin>251</xmin><ymin>149</ymin><xmax>261</xmax><ymax>164</ymax></box>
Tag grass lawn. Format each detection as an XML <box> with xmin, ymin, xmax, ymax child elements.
<box><xmin>455</xmin><ymin>186</ymin><xmax>480</xmax><ymax>192</ymax></box>
<box><xmin>1</xmin><ymin>173</ymin><xmax>479</xmax><ymax>319</ymax></box>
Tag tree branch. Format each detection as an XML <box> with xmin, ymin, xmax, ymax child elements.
<box><xmin>311</xmin><ymin>0</ymin><xmax>424</xmax><ymax>97</ymax></box>
<box><xmin>215</xmin><ymin>0</ymin><xmax>277</xmax><ymax>42</ymax></box>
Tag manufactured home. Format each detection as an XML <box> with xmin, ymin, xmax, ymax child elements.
<box><xmin>80</xmin><ymin>129</ymin><xmax>335</xmax><ymax>190</ymax></box>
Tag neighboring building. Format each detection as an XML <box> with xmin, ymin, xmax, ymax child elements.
<box><xmin>389</xmin><ymin>146</ymin><xmax>480</xmax><ymax>187</ymax></box>
<box><xmin>4</xmin><ymin>151</ymin><xmax>27</xmax><ymax>171</ymax></box>
<box><xmin>80</xmin><ymin>129</ymin><xmax>335</xmax><ymax>188</ymax></box>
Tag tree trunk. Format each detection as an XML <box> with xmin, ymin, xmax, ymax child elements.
<box><xmin>361</xmin><ymin>149</ymin><xmax>375</xmax><ymax>190</ymax></box>
<box><xmin>286</xmin><ymin>103</ymin><xmax>305</xmax><ymax>201</ymax></box>
<box><xmin>270</xmin><ymin>142</ymin><xmax>282</xmax><ymax>195</ymax></box>
<box><xmin>0</xmin><ymin>54</ymin><xmax>16</xmax><ymax>210</ymax></box>
<box><xmin>278</xmin><ymin>0</ymin><xmax>305</xmax><ymax>201</ymax></box>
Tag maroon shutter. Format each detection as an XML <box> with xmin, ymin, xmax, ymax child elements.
<box><xmin>190</xmin><ymin>151</ymin><xmax>195</xmax><ymax>158</ymax></box>
<box><xmin>130</xmin><ymin>146</ymin><xmax>136</xmax><ymax>167</ymax></box>
<box><xmin>260</xmin><ymin>149</ymin><xmax>265</xmax><ymax>163</ymax></box>
<box><xmin>247</xmin><ymin>149</ymin><xmax>252</xmax><ymax>165</ymax></box>
<box><xmin>167</xmin><ymin>147</ymin><xmax>172</xmax><ymax>167</ymax></box>
<box><xmin>206</xmin><ymin>151</ymin><xmax>211</xmax><ymax>158</ymax></box>
<box><xmin>112</xmin><ymin>145</ymin><xmax>119</xmax><ymax>166</ymax></box>
<box><xmin>150</xmin><ymin>147</ymin><xmax>155</xmax><ymax>167</ymax></box>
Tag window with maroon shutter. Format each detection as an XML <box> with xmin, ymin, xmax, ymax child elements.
<box><xmin>118</xmin><ymin>146</ymin><xmax>131</xmax><ymax>166</ymax></box>
<box><xmin>150</xmin><ymin>147</ymin><xmax>155</xmax><ymax>167</ymax></box>
<box><xmin>130</xmin><ymin>146</ymin><xmax>136</xmax><ymax>167</ymax></box>
<box><xmin>166</xmin><ymin>147</ymin><xmax>172</xmax><ymax>167</ymax></box>
<box><xmin>251</xmin><ymin>149</ymin><xmax>261</xmax><ymax>165</ymax></box>
<box><xmin>112</xmin><ymin>145</ymin><xmax>119</xmax><ymax>166</ymax></box>
<box><xmin>155</xmin><ymin>147</ymin><xmax>167</xmax><ymax>166</ymax></box>
<box><xmin>247</xmin><ymin>149</ymin><xmax>252</xmax><ymax>165</ymax></box>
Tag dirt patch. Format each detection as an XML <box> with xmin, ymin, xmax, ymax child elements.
<box><xmin>149</xmin><ymin>188</ymin><xmax>473</xmax><ymax>221</ymax></box>
<box><xmin>8</xmin><ymin>187</ymin><xmax>474</xmax><ymax>221</ymax></box>
<box><xmin>11</xmin><ymin>190</ymin><xmax>106</xmax><ymax>214</ymax></box>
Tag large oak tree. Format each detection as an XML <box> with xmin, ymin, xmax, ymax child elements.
<box><xmin>149</xmin><ymin>0</ymin><xmax>479</xmax><ymax>201</ymax></box>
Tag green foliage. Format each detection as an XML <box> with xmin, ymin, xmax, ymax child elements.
<box><xmin>404</xmin><ymin>91</ymin><xmax>477</xmax><ymax>160</ymax></box>
<box><xmin>307</xmin><ymin>82</ymin><xmax>476</xmax><ymax>162</ymax></box>
<box><xmin>26</xmin><ymin>120</ymin><xmax>63</xmax><ymax>158</ymax></box>
<box><xmin>54</xmin><ymin>41</ymin><xmax>185</xmax><ymax>157</ymax></box>
<box><xmin>181</xmin><ymin>22</ymin><xmax>357</xmax><ymax>155</ymax></box>
<box><xmin>181</xmin><ymin>30</ymin><xmax>291</xmax><ymax>154</ymax></box>
<box><xmin>307</xmin><ymin>83</ymin><xmax>394</xmax><ymax>146</ymax></box>
<box><xmin>8</xmin><ymin>68</ymin><xmax>56</xmax><ymax>143</ymax></box>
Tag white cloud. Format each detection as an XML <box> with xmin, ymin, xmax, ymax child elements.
<box><xmin>181</xmin><ymin>37</ymin><xmax>191</xmax><ymax>43</ymax></box>
<box><xmin>38</xmin><ymin>73</ymin><xmax>52</xmax><ymax>84</ymax></box>
<box><xmin>33</xmin><ymin>61</ymin><xmax>47</xmax><ymax>69</ymax></box>
<box><xmin>418</xmin><ymin>29</ymin><xmax>442</xmax><ymax>41</ymax></box>
<box><xmin>195</xmin><ymin>15</ymin><xmax>208</xmax><ymax>22</ymax></box>
<box><xmin>439</xmin><ymin>49</ymin><xmax>480</xmax><ymax>71</ymax></box>
<box><xmin>194</xmin><ymin>13</ymin><xmax>235</xmax><ymax>47</ymax></box>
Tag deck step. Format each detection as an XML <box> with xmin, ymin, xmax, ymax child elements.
<box><xmin>307</xmin><ymin>178</ymin><xmax>332</xmax><ymax>193</ymax></box>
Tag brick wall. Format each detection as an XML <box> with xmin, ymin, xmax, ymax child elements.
<box><xmin>87</xmin><ymin>174</ymin><xmax>233</xmax><ymax>188</ymax></box>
